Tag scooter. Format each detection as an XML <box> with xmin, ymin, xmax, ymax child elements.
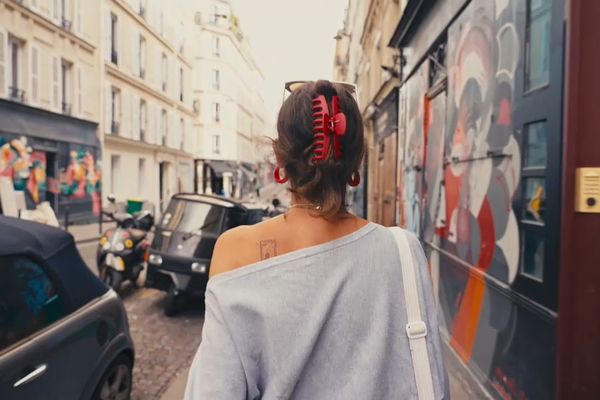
<box><xmin>97</xmin><ymin>196</ymin><xmax>154</xmax><ymax>292</ymax></box>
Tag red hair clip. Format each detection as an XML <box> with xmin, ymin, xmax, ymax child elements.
<box><xmin>311</xmin><ymin>95</ymin><xmax>347</xmax><ymax>162</ymax></box>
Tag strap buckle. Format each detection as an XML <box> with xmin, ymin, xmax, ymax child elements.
<box><xmin>406</xmin><ymin>321</ymin><xmax>428</xmax><ymax>340</ymax></box>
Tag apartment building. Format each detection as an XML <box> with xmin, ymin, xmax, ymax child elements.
<box><xmin>101</xmin><ymin>0</ymin><xmax>196</xmax><ymax>212</ymax></box>
<box><xmin>334</xmin><ymin>0</ymin><xmax>403</xmax><ymax>224</ymax></box>
<box><xmin>190</xmin><ymin>0</ymin><xmax>267</xmax><ymax>198</ymax></box>
<box><xmin>0</xmin><ymin>0</ymin><xmax>102</xmax><ymax>220</ymax></box>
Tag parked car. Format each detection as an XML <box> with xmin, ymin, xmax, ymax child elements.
<box><xmin>0</xmin><ymin>216</ymin><xmax>135</xmax><ymax>400</ymax></box>
<box><xmin>146</xmin><ymin>193</ymin><xmax>268</xmax><ymax>316</ymax></box>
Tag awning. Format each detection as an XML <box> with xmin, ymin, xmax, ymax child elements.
<box><xmin>206</xmin><ymin>160</ymin><xmax>239</xmax><ymax>177</ymax></box>
<box><xmin>0</xmin><ymin>99</ymin><xmax>99</xmax><ymax>147</ymax></box>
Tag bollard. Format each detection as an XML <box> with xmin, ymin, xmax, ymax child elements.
<box><xmin>64</xmin><ymin>207</ymin><xmax>70</xmax><ymax>231</ymax></box>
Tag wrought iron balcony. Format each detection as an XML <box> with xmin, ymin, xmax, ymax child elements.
<box><xmin>111</xmin><ymin>121</ymin><xmax>120</xmax><ymax>135</ymax></box>
<box><xmin>9</xmin><ymin>87</ymin><xmax>26</xmax><ymax>103</ymax></box>
<box><xmin>61</xmin><ymin>102</ymin><xmax>72</xmax><ymax>116</ymax></box>
<box><xmin>61</xmin><ymin>18</ymin><xmax>72</xmax><ymax>31</ymax></box>
<box><xmin>111</xmin><ymin>50</ymin><xmax>118</xmax><ymax>65</ymax></box>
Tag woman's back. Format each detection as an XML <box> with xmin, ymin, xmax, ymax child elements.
<box><xmin>185</xmin><ymin>222</ymin><xmax>448</xmax><ymax>399</ymax></box>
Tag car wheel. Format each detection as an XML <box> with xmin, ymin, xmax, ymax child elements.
<box><xmin>103</xmin><ymin>268</ymin><xmax>123</xmax><ymax>292</ymax></box>
<box><xmin>164</xmin><ymin>285</ymin><xmax>179</xmax><ymax>317</ymax></box>
<box><xmin>92</xmin><ymin>354</ymin><xmax>133</xmax><ymax>400</ymax></box>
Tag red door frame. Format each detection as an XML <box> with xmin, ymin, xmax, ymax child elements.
<box><xmin>557</xmin><ymin>1</ymin><xmax>600</xmax><ymax>398</ymax></box>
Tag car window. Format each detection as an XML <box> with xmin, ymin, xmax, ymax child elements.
<box><xmin>160</xmin><ymin>199</ymin><xmax>224</xmax><ymax>235</ymax></box>
<box><xmin>0</xmin><ymin>256</ymin><xmax>66</xmax><ymax>352</ymax></box>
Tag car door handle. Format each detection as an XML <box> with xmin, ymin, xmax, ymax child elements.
<box><xmin>13</xmin><ymin>364</ymin><xmax>47</xmax><ymax>388</ymax></box>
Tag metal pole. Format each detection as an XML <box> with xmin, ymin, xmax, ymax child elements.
<box><xmin>64</xmin><ymin>206</ymin><xmax>69</xmax><ymax>231</ymax></box>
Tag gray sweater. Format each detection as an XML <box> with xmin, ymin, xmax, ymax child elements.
<box><xmin>185</xmin><ymin>223</ymin><xmax>449</xmax><ymax>399</ymax></box>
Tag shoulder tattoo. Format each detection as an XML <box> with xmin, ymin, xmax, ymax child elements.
<box><xmin>260</xmin><ymin>240</ymin><xmax>277</xmax><ymax>260</ymax></box>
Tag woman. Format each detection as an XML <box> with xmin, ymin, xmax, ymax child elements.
<box><xmin>185</xmin><ymin>80</ymin><xmax>449</xmax><ymax>399</ymax></box>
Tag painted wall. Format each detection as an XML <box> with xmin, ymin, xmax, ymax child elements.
<box><xmin>397</xmin><ymin>0</ymin><xmax>558</xmax><ymax>398</ymax></box>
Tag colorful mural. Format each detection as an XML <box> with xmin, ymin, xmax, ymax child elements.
<box><xmin>398</xmin><ymin>0</ymin><xmax>557</xmax><ymax>398</ymax></box>
<box><xmin>0</xmin><ymin>135</ymin><xmax>102</xmax><ymax>216</ymax></box>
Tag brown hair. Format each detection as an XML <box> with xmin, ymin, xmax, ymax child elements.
<box><xmin>274</xmin><ymin>80</ymin><xmax>364</xmax><ymax>218</ymax></box>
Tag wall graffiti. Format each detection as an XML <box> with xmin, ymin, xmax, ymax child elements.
<box><xmin>0</xmin><ymin>135</ymin><xmax>102</xmax><ymax>216</ymax></box>
<box><xmin>398</xmin><ymin>0</ymin><xmax>555</xmax><ymax>398</ymax></box>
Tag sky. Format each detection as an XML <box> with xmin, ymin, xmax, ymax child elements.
<box><xmin>230</xmin><ymin>0</ymin><xmax>349</xmax><ymax>126</ymax></box>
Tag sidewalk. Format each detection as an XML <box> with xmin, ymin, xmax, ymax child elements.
<box><xmin>160</xmin><ymin>370</ymin><xmax>188</xmax><ymax>400</ymax></box>
<box><xmin>67</xmin><ymin>221</ymin><xmax>115</xmax><ymax>243</ymax></box>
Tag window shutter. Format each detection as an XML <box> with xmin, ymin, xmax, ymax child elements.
<box><xmin>147</xmin><ymin>102</ymin><xmax>154</xmax><ymax>144</ymax></box>
<box><xmin>76</xmin><ymin>64</ymin><xmax>83</xmax><ymax>117</ymax></box>
<box><xmin>185</xmin><ymin>118</ymin><xmax>192</xmax><ymax>151</ymax></box>
<box><xmin>104</xmin><ymin>6</ymin><xmax>111</xmax><ymax>62</ymax></box>
<box><xmin>53</xmin><ymin>0</ymin><xmax>60</xmax><ymax>22</ymax></box>
<box><xmin>0</xmin><ymin>29</ymin><xmax>7</xmax><ymax>98</ymax></box>
<box><xmin>132</xmin><ymin>29</ymin><xmax>139</xmax><ymax>77</ymax></box>
<box><xmin>51</xmin><ymin>56</ymin><xmax>59</xmax><ymax>110</ymax></box>
<box><xmin>105</xmin><ymin>85</ymin><xmax>112</xmax><ymax>134</ymax></box>
<box><xmin>132</xmin><ymin>94</ymin><xmax>140</xmax><ymax>140</ymax></box>
<box><xmin>30</xmin><ymin>45</ymin><xmax>40</xmax><ymax>105</ymax></box>
<box><xmin>75</xmin><ymin>0</ymin><xmax>82</xmax><ymax>36</ymax></box>
<box><xmin>64</xmin><ymin>0</ymin><xmax>71</xmax><ymax>23</ymax></box>
<box><xmin>168</xmin><ymin>112</ymin><xmax>176</xmax><ymax>148</ymax></box>
<box><xmin>122</xmin><ymin>90</ymin><xmax>131</xmax><ymax>138</ymax></box>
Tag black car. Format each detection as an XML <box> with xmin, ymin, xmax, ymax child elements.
<box><xmin>146</xmin><ymin>193</ymin><xmax>267</xmax><ymax>316</ymax></box>
<box><xmin>0</xmin><ymin>216</ymin><xmax>135</xmax><ymax>400</ymax></box>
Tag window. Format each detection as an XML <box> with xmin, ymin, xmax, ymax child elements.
<box><xmin>30</xmin><ymin>46</ymin><xmax>39</xmax><ymax>104</ymax></box>
<box><xmin>213</xmin><ymin>134</ymin><xmax>220</xmax><ymax>155</ymax></box>
<box><xmin>139</xmin><ymin>36</ymin><xmax>146</xmax><ymax>78</ymax></box>
<box><xmin>519</xmin><ymin>121</ymin><xmax>548</xmax><ymax>281</ymax></box>
<box><xmin>111</xmin><ymin>13</ymin><xmax>118</xmax><ymax>65</ymax></box>
<box><xmin>7</xmin><ymin>36</ymin><xmax>24</xmax><ymax>103</ymax></box>
<box><xmin>161</xmin><ymin>53</ymin><xmax>168</xmax><ymax>92</ymax></box>
<box><xmin>110</xmin><ymin>87</ymin><xmax>120</xmax><ymax>134</ymax></box>
<box><xmin>213</xmin><ymin>36</ymin><xmax>220</xmax><ymax>57</ymax></box>
<box><xmin>60</xmin><ymin>0</ymin><xmax>71</xmax><ymax>31</ymax></box>
<box><xmin>526</xmin><ymin>0</ymin><xmax>551</xmax><ymax>90</ymax></box>
<box><xmin>138</xmin><ymin>158</ymin><xmax>146</xmax><ymax>194</ymax></box>
<box><xmin>0</xmin><ymin>256</ymin><xmax>66</xmax><ymax>352</ymax></box>
<box><xmin>213</xmin><ymin>102</ymin><xmax>220</xmax><ymax>123</ymax></box>
<box><xmin>161</xmin><ymin>109</ymin><xmax>167</xmax><ymax>146</ymax></box>
<box><xmin>212</xmin><ymin>69</ymin><xmax>220</xmax><ymax>91</ymax></box>
<box><xmin>110</xmin><ymin>155</ymin><xmax>121</xmax><ymax>194</ymax></box>
<box><xmin>212</xmin><ymin>5</ymin><xmax>219</xmax><ymax>24</ymax></box>
<box><xmin>179</xmin><ymin>67</ymin><xmax>184</xmax><ymax>102</ymax></box>
<box><xmin>140</xmin><ymin>99</ymin><xmax>147</xmax><ymax>141</ymax></box>
<box><xmin>61</xmin><ymin>60</ymin><xmax>72</xmax><ymax>115</ymax></box>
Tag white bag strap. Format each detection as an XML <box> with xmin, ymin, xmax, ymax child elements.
<box><xmin>389</xmin><ymin>227</ymin><xmax>435</xmax><ymax>400</ymax></box>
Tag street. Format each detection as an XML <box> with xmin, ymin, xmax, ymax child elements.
<box><xmin>77</xmin><ymin>240</ymin><xmax>204</xmax><ymax>400</ymax></box>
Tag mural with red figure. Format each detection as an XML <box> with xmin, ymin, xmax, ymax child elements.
<box><xmin>398</xmin><ymin>0</ymin><xmax>555</xmax><ymax>398</ymax></box>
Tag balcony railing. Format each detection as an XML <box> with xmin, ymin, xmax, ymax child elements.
<box><xmin>61</xmin><ymin>18</ymin><xmax>72</xmax><ymax>31</ymax></box>
<box><xmin>140</xmin><ymin>129</ymin><xmax>145</xmax><ymax>142</ymax></box>
<box><xmin>8</xmin><ymin>87</ymin><xmax>26</xmax><ymax>103</ymax></box>
<box><xmin>111</xmin><ymin>121</ymin><xmax>120</xmax><ymax>135</ymax></box>
<box><xmin>111</xmin><ymin>50</ymin><xmax>118</xmax><ymax>65</ymax></box>
<box><xmin>139</xmin><ymin>4</ymin><xmax>146</xmax><ymax>18</ymax></box>
<box><xmin>140</xmin><ymin>67</ymin><xmax>145</xmax><ymax>79</ymax></box>
<box><xmin>62</xmin><ymin>102</ymin><xmax>72</xmax><ymax>116</ymax></box>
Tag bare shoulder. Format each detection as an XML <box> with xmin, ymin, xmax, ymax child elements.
<box><xmin>209</xmin><ymin>217</ymin><xmax>283</xmax><ymax>279</ymax></box>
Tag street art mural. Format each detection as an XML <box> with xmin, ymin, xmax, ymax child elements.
<box><xmin>398</xmin><ymin>0</ymin><xmax>556</xmax><ymax>398</ymax></box>
<box><xmin>60</xmin><ymin>149</ymin><xmax>102</xmax><ymax>215</ymax></box>
<box><xmin>0</xmin><ymin>135</ymin><xmax>102</xmax><ymax>216</ymax></box>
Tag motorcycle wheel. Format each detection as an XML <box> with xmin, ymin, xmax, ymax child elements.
<box><xmin>102</xmin><ymin>266</ymin><xmax>123</xmax><ymax>292</ymax></box>
<box><xmin>164</xmin><ymin>285</ymin><xmax>179</xmax><ymax>317</ymax></box>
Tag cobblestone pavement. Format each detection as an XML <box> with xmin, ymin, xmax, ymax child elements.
<box><xmin>122</xmin><ymin>287</ymin><xmax>204</xmax><ymax>400</ymax></box>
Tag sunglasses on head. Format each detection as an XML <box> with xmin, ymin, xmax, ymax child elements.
<box><xmin>282</xmin><ymin>80</ymin><xmax>360</xmax><ymax>106</ymax></box>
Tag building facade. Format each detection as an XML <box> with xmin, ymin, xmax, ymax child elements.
<box><xmin>190</xmin><ymin>0</ymin><xmax>267</xmax><ymax>199</ymax></box>
<box><xmin>0</xmin><ymin>0</ymin><xmax>102</xmax><ymax>221</ymax></box>
<box><xmin>101</xmin><ymin>0</ymin><xmax>196</xmax><ymax>213</ymax></box>
<box><xmin>334</xmin><ymin>0</ymin><xmax>403</xmax><ymax>223</ymax></box>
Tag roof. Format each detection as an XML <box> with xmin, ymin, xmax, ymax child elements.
<box><xmin>0</xmin><ymin>215</ymin><xmax>74</xmax><ymax>258</ymax></box>
<box><xmin>173</xmin><ymin>193</ymin><xmax>247</xmax><ymax>210</ymax></box>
